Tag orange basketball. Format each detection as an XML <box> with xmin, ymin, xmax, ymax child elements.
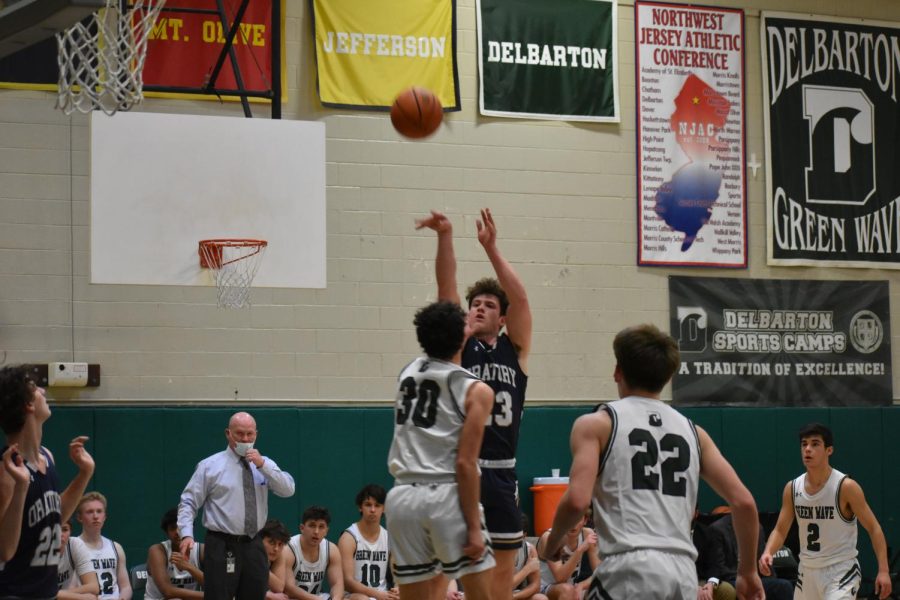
<box><xmin>390</xmin><ymin>87</ymin><xmax>443</xmax><ymax>139</ymax></box>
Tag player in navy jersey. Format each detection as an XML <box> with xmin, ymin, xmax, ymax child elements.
<box><xmin>0</xmin><ymin>365</ymin><xmax>95</xmax><ymax>599</ymax></box>
<box><xmin>417</xmin><ymin>208</ymin><xmax>532</xmax><ymax>600</ymax></box>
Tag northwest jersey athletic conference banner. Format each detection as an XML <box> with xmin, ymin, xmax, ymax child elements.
<box><xmin>311</xmin><ymin>0</ymin><xmax>460</xmax><ymax>110</ymax></box>
<box><xmin>636</xmin><ymin>1</ymin><xmax>746</xmax><ymax>267</ymax></box>
<box><xmin>476</xmin><ymin>0</ymin><xmax>618</xmax><ymax>121</ymax></box>
<box><xmin>669</xmin><ymin>276</ymin><xmax>892</xmax><ymax>407</ymax></box>
<box><xmin>763</xmin><ymin>13</ymin><xmax>900</xmax><ymax>268</ymax></box>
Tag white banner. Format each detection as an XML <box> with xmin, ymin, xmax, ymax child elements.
<box><xmin>636</xmin><ymin>1</ymin><xmax>746</xmax><ymax>267</ymax></box>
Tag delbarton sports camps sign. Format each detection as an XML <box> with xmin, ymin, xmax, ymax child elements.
<box><xmin>669</xmin><ymin>276</ymin><xmax>892</xmax><ymax>407</ymax></box>
<box><xmin>762</xmin><ymin>13</ymin><xmax>900</xmax><ymax>268</ymax></box>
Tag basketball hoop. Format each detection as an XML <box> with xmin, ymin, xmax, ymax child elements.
<box><xmin>198</xmin><ymin>239</ymin><xmax>267</xmax><ymax>309</ymax></box>
<box><xmin>56</xmin><ymin>0</ymin><xmax>165</xmax><ymax>115</ymax></box>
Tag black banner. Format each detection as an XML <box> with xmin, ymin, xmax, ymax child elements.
<box><xmin>762</xmin><ymin>13</ymin><xmax>900</xmax><ymax>268</ymax></box>
<box><xmin>669</xmin><ymin>276</ymin><xmax>891</xmax><ymax>406</ymax></box>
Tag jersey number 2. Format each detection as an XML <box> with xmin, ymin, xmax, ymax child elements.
<box><xmin>397</xmin><ymin>377</ymin><xmax>439</xmax><ymax>428</ymax></box>
<box><xmin>806</xmin><ymin>523</ymin><xmax>821</xmax><ymax>551</ymax></box>
<box><xmin>629</xmin><ymin>429</ymin><xmax>690</xmax><ymax>497</ymax></box>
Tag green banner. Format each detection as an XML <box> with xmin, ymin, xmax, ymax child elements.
<box><xmin>477</xmin><ymin>0</ymin><xmax>618</xmax><ymax>121</ymax></box>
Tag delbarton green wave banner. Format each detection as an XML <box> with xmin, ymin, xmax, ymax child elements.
<box><xmin>476</xmin><ymin>0</ymin><xmax>618</xmax><ymax>121</ymax></box>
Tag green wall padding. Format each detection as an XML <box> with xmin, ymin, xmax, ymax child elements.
<box><xmin>5</xmin><ymin>405</ymin><xmax>898</xmax><ymax>595</ymax></box>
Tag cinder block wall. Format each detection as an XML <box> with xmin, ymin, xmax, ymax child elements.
<box><xmin>1</xmin><ymin>0</ymin><xmax>899</xmax><ymax>404</ymax></box>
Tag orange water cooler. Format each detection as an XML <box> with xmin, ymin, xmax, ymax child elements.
<box><xmin>530</xmin><ymin>472</ymin><xmax>569</xmax><ymax>535</ymax></box>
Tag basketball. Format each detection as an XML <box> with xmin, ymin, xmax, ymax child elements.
<box><xmin>390</xmin><ymin>87</ymin><xmax>443</xmax><ymax>139</ymax></box>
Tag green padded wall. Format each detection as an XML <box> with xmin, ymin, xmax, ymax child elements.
<box><xmin>5</xmin><ymin>405</ymin><xmax>898</xmax><ymax>597</ymax></box>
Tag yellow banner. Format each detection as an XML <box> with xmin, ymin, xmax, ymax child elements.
<box><xmin>312</xmin><ymin>0</ymin><xmax>459</xmax><ymax>109</ymax></box>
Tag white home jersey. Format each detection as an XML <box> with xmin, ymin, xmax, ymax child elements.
<box><xmin>513</xmin><ymin>541</ymin><xmax>530</xmax><ymax>591</ymax></box>
<box><xmin>592</xmin><ymin>396</ymin><xmax>701</xmax><ymax>559</ymax></box>
<box><xmin>344</xmin><ymin>523</ymin><xmax>389</xmax><ymax>591</ymax></box>
<box><xmin>143</xmin><ymin>539</ymin><xmax>202</xmax><ymax>600</ymax></box>
<box><xmin>539</xmin><ymin>530</ymin><xmax>585</xmax><ymax>589</ymax></box>
<box><xmin>387</xmin><ymin>357</ymin><xmax>480</xmax><ymax>484</ymax></box>
<box><xmin>289</xmin><ymin>534</ymin><xmax>329</xmax><ymax>595</ymax></box>
<box><xmin>58</xmin><ymin>537</ymin><xmax>92</xmax><ymax>590</ymax></box>
<box><xmin>793</xmin><ymin>469</ymin><xmax>858</xmax><ymax>568</ymax></box>
<box><xmin>80</xmin><ymin>536</ymin><xmax>121</xmax><ymax>599</ymax></box>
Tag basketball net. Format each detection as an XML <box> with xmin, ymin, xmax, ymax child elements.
<box><xmin>199</xmin><ymin>240</ymin><xmax>268</xmax><ymax>309</ymax></box>
<box><xmin>56</xmin><ymin>0</ymin><xmax>165</xmax><ymax>115</ymax></box>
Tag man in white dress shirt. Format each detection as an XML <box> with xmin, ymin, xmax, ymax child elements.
<box><xmin>178</xmin><ymin>411</ymin><xmax>296</xmax><ymax>600</ymax></box>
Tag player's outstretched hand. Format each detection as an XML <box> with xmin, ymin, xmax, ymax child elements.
<box><xmin>475</xmin><ymin>208</ymin><xmax>496</xmax><ymax>249</ymax></box>
<box><xmin>415</xmin><ymin>210</ymin><xmax>452</xmax><ymax>234</ymax></box>
<box><xmin>2</xmin><ymin>444</ymin><xmax>29</xmax><ymax>485</ymax></box>
<box><xmin>757</xmin><ymin>552</ymin><xmax>773</xmax><ymax>576</ymax></box>
<box><xmin>462</xmin><ymin>529</ymin><xmax>485</xmax><ymax>560</ymax></box>
<box><xmin>735</xmin><ymin>573</ymin><xmax>765</xmax><ymax>600</ymax></box>
<box><xmin>69</xmin><ymin>436</ymin><xmax>95</xmax><ymax>475</ymax></box>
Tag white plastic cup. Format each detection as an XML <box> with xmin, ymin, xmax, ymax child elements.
<box><xmin>551</xmin><ymin>468</ymin><xmax>560</xmax><ymax>477</ymax></box>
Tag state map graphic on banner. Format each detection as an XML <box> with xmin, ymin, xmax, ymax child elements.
<box><xmin>476</xmin><ymin>0</ymin><xmax>618</xmax><ymax>122</ymax></box>
<box><xmin>311</xmin><ymin>0</ymin><xmax>460</xmax><ymax>111</ymax></box>
<box><xmin>762</xmin><ymin>13</ymin><xmax>900</xmax><ymax>268</ymax></box>
<box><xmin>669</xmin><ymin>276</ymin><xmax>892</xmax><ymax>407</ymax></box>
<box><xmin>636</xmin><ymin>1</ymin><xmax>746</xmax><ymax>268</ymax></box>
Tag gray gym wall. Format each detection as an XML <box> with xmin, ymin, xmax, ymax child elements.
<box><xmin>1</xmin><ymin>0</ymin><xmax>899</xmax><ymax>405</ymax></box>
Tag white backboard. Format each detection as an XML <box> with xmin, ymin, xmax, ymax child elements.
<box><xmin>90</xmin><ymin>112</ymin><xmax>326</xmax><ymax>288</ymax></box>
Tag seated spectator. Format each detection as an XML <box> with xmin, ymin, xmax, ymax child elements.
<box><xmin>706</xmin><ymin>507</ymin><xmax>792</xmax><ymax>600</ymax></box>
<box><xmin>283</xmin><ymin>506</ymin><xmax>344</xmax><ymax>600</ymax></box>
<box><xmin>337</xmin><ymin>484</ymin><xmax>397</xmax><ymax>600</ymax></box>
<box><xmin>511</xmin><ymin>533</ymin><xmax>548</xmax><ymax>600</ymax></box>
<box><xmin>536</xmin><ymin>514</ymin><xmax>599</xmax><ymax>600</ymax></box>
<box><xmin>76</xmin><ymin>492</ymin><xmax>132</xmax><ymax>600</ymax></box>
<box><xmin>58</xmin><ymin>519</ymin><xmax>100</xmax><ymax>600</ymax></box>
<box><xmin>144</xmin><ymin>508</ymin><xmax>203</xmax><ymax>600</ymax></box>
<box><xmin>692</xmin><ymin>509</ymin><xmax>736</xmax><ymax>600</ymax></box>
<box><xmin>261</xmin><ymin>519</ymin><xmax>290</xmax><ymax>600</ymax></box>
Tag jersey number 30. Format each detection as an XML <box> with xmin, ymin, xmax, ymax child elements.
<box><xmin>396</xmin><ymin>377</ymin><xmax>439</xmax><ymax>428</ymax></box>
<box><xmin>629</xmin><ymin>429</ymin><xmax>690</xmax><ymax>497</ymax></box>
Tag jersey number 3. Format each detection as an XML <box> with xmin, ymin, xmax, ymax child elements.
<box><xmin>629</xmin><ymin>429</ymin><xmax>690</xmax><ymax>497</ymax></box>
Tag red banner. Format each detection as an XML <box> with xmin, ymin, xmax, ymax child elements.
<box><xmin>142</xmin><ymin>0</ymin><xmax>280</xmax><ymax>96</ymax></box>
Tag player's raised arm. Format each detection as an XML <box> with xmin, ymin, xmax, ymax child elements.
<box><xmin>416</xmin><ymin>210</ymin><xmax>461</xmax><ymax>305</ymax></box>
<box><xmin>476</xmin><ymin>208</ymin><xmax>532</xmax><ymax>368</ymax></box>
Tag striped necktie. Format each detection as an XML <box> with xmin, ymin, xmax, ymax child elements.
<box><xmin>240</xmin><ymin>457</ymin><xmax>257</xmax><ymax>536</ymax></box>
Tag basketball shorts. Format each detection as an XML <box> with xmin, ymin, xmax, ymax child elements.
<box><xmin>588</xmin><ymin>549</ymin><xmax>697</xmax><ymax>599</ymax></box>
<box><xmin>794</xmin><ymin>559</ymin><xmax>861</xmax><ymax>600</ymax></box>
<box><xmin>481</xmin><ymin>467</ymin><xmax>524</xmax><ymax>551</ymax></box>
<box><xmin>385</xmin><ymin>482</ymin><xmax>495</xmax><ymax>585</ymax></box>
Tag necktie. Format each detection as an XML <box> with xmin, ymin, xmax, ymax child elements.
<box><xmin>240</xmin><ymin>457</ymin><xmax>257</xmax><ymax>536</ymax></box>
